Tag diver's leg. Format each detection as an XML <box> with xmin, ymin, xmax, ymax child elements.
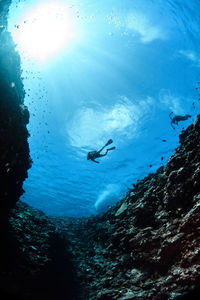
<box><xmin>98</xmin><ymin>146</ymin><xmax>106</xmax><ymax>153</ymax></box>
<box><xmin>98</xmin><ymin>147</ymin><xmax>115</xmax><ymax>157</ymax></box>
<box><xmin>107</xmin><ymin>146</ymin><xmax>116</xmax><ymax>151</ymax></box>
<box><xmin>98</xmin><ymin>150</ymin><xmax>109</xmax><ymax>157</ymax></box>
<box><xmin>105</xmin><ymin>139</ymin><xmax>113</xmax><ymax>147</ymax></box>
<box><xmin>98</xmin><ymin>140</ymin><xmax>113</xmax><ymax>153</ymax></box>
<box><xmin>99</xmin><ymin>152</ymin><xmax>107</xmax><ymax>157</ymax></box>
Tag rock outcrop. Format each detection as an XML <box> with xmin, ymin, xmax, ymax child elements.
<box><xmin>0</xmin><ymin>201</ymin><xmax>77</xmax><ymax>300</ymax></box>
<box><xmin>0</xmin><ymin>0</ymin><xmax>31</xmax><ymax>218</ymax></box>
<box><xmin>52</xmin><ymin>116</ymin><xmax>200</xmax><ymax>299</ymax></box>
<box><xmin>0</xmin><ymin>2</ymin><xmax>77</xmax><ymax>299</ymax></box>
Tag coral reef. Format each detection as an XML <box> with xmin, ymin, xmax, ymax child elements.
<box><xmin>0</xmin><ymin>0</ymin><xmax>31</xmax><ymax>218</ymax></box>
<box><xmin>52</xmin><ymin>116</ymin><xmax>200</xmax><ymax>299</ymax></box>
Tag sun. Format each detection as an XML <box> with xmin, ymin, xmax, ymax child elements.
<box><xmin>13</xmin><ymin>1</ymin><xmax>77</xmax><ymax>61</ymax></box>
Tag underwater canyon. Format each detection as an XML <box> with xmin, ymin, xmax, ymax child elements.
<box><xmin>1</xmin><ymin>0</ymin><xmax>200</xmax><ymax>299</ymax></box>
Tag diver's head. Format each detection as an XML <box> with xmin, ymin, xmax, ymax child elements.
<box><xmin>87</xmin><ymin>152</ymin><xmax>91</xmax><ymax>160</ymax></box>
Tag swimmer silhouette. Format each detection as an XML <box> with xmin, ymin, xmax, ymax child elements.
<box><xmin>87</xmin><ymin>139</ymin><xmax>116</xmax><ymax>163</ymax></box>
<box><xmin>169</xmin><ymin>112</ymin><xmax>191</xmax><ymax>129</ymax></box>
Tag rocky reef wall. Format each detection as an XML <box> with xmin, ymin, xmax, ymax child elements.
<box><xmin>0</xmin><ymin>0</ymin><xmax>31</xmax><ymax>218</ymax></box>
<box><xmin>3</xmin><ymin>115</ymin><xmax>200</xmax><ymax>300</ymax></box>
<box><xmin>0</xmin><ymin>2</ymin><xmax>77</xmax><ymax>299</ymax></box>
<box><xmin>53</xmin><ymin>116</ymin><xmax>200</xmax><ymax>300</ymax></box>
<box><xmin>0</xmin><ymin>201</ymin><xmax>77</xmax><ymax>300</ymax></box>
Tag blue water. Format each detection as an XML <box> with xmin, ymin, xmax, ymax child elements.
<box><xmin>8</xmin><ymin>0</ymin><xmax>200</xmax><ymax>217</ymax></box>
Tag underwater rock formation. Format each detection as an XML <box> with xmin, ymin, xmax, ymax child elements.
<box><xmin>0</xmin><ymin>0</ymin><xmax>31</xmax><ymax>218</ymax></box>
<box><xmin>1</xmin><ymin>0</ymin><xmax>200</xmax><ymax>299</ymax></box>
<box><xmin>0</xmin><ymin>201</ymin><xmax>76</xmax><ymax>300</ymax></box>
<box><xmin>52</xmin><ymin>116</ymin><xmax>200</xmax><ymax>299</ymax></box>
<box><xmin>0</xmin><ymin>2</ymin><xmax>76</xmax><ymax>299</ymax></box>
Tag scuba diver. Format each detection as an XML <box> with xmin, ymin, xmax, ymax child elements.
<box><xmin>169</xmin><ymin>112</ymin><xmax>191</xmax><ymax>129</ymax></box>
<box><xmin>87</xmin><ymin>139</ymin><xmax>116</xmax><ymax>163</ymax></box>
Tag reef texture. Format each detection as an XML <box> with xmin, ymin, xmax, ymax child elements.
<box><xmin>2</xmin><ymin>117</ymin><xmax>200</xmax><ymax>300</ymax></box>
<box><xmin>0</xmin><ymin>0</ymin><xmax>31</xmax><ymax>218</ymax></box>
<box><xmin>0</xmin><ymin>201</ymin><xmax>76</xmax><ymax>300</ymax></box>
<box><xmin>52</xmin><ymin>116</ymin><xmax>200</xmax><ymax>300</ymax></box>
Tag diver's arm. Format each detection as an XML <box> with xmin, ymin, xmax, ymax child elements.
<box><xmin>98</xmin><ymin>153</ymin><xmax>107</xmax><ymax>157</ymax></box>
<box><xmin>171</xmin><ymin>121</ymin><xmax>175</xmax><ymax>130</ymax></box>
<box><xmin>98</xmin><ymin>146</ymin><xmax>106</xmax><ymax>153</ymax></box>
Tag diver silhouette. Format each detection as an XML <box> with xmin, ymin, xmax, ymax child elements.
<box><xmin>169</xmin><ymin>112</ymin><xmax>191</xmax><ymax>129</ymax></box>
<box><xmin>87</xmin><ymin>139</ymin><xmax>116</xmax><ymax>163</ymax></box>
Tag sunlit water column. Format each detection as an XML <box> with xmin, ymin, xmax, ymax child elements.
<box><xmin>8</xmin><ymin>0</ymin><xmax>200</xmax><ymax>216</ymax></box>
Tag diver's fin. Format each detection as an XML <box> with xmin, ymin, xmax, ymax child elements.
<box><xmin>107</xmin><ymin>146</ymin><xmax>116</xmax><ymax>151</ymax></box>
<box><xmin>105</xmin><ymin>139</ymin><xmax>113</xmax><ymax>146</ymax></box>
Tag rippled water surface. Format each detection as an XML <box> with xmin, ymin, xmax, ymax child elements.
<box><xmin>8</xmin><ymin>0</ymin><xmax>200</xmax><ymax>216</ymax></box>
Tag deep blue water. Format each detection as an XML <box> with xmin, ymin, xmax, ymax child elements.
<box><xmin>8</xmin><ymin>0</ymin><xmax>200</xmax><ymax>217</ymax></box>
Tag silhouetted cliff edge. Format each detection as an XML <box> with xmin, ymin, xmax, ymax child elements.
<box><xmin>0</xmin><ymin>1</ymin><xmax>75</xmax><ymax>299</ymax></box>
<box><xmin>0</xmin><ymin>0</ymin><xmax>31</xmax><ymax>218</ymax></box>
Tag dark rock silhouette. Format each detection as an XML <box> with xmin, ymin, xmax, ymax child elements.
<box><xmin>0</xmin><ymin>0</ymin><xmax>31</xmax><ymax>218</ymax></box>
<box><xmin>0</xmin><ymin>201</ymin><xmax>77</xmax><ymax>300</ymax></box>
